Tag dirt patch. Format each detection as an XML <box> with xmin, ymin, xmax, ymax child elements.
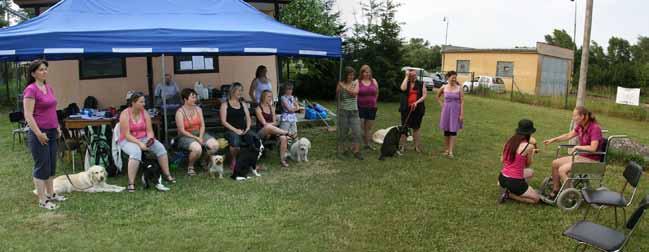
<box><xmin>260</xmin><ymin>160</ymin><xmax>339</xmax><ymax>184</ymax></box>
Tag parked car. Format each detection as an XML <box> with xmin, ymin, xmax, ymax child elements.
<box><xmin>462</xmin><ymin>76</ymin><xmax>506</xmax><ymax>93</ymax></box>
<box><xmin>402</xmin><ymin>67</ymin><xmax>436</xmax><ymax>90</ymax></box>
<box><xmin>432</xmin><ymin>73</ymin><xmax>447</xmax><ymax>89</ymax></box>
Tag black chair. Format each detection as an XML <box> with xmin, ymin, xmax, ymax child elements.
<box><xmin>581</xmin><ymin>161</ymin><xmax>644</xmax><ymax>227</ymax></box>
<box><xmin>563</xmin><ymin>195</ymin><xmax>649</xmax><ymax>252</ymax></box>
<box><xmin>9</xmin><ymin>111</ymin><xmax>28</xmax><ymax>150</ymax></box>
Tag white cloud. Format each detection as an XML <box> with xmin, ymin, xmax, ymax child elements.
<box><xmin>334</xmin><ymin>0</ymin><xmax>649</xmax><ymax>48</ymax></box>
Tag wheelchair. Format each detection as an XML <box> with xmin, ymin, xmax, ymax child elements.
<box><xmin>538</xmin><ymin>135</ymin><xmax>627</xmax><ymax>211</ymax></box>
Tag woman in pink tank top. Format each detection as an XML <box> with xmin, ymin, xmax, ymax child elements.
<box><xmin>119</xmin><ymin>92</ymin><xmax>174</xmax><ymax>192</ymax></box>
<box><xmin>356</xmin><ymin>65</ymin><xmax>379</xmax><ymax>150</ymax></box>
<box><xmin>498</xmin><ymin>119</ymin><xmax>540</xmax><ymax>204</ymax></box>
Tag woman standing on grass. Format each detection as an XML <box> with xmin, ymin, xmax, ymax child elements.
<box><xmin>356</xmin><ymin>65</ymin><xmax>379</xmax><ymax>150</ymax></box>
<box><xmin>23</xmin><ymin>59</ymin><xmax>65</xmax><ymax>210</ymax></box>
<box><xmin>336</xmin><ymin>66</ymin><xmax>363</xmax><ymax>160</ymax></box>
<box><xmin>399</xmin><ymin>69</ymin><xmax>427</xmax><ymax>153</ymax></box>
<box><xmin>543</xmin><ymin>106</ymin><xmax>603</xmax><ymax>199</ymax></box>
<box><xmin>437</xmin><ymin>71</ymin><xmax>464</xmax><ymax>158</ymax></box>
<box><xmin>498</xmin><ymin>119</ymin><xmax>540</xmax><ymax>204</ymax></box>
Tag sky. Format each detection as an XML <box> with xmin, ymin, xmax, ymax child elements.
<box><xmin>334</xmin><ymin>0</ymin><xmax>649</xmax><ymax>49</ymax></box>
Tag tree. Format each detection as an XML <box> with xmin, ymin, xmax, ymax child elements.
<box><xmin>345</xmin><ymin>0</ymin><xmax>403</xmax><ymax>101</ymax></box>
<box><xmin>544</xmin><ymin>29</ymin><xmax>576</xmax><ymax>50</ymax></box>
<box><xmin>401</xmin><ymin>38</ymin><xmax>442</xmax><ymax>72</ymax></box>
<box><xmin>279</xmin><ymin>0</ymin><xmax>346</xmax><ymax>99</ymax></box>
<box><xmin>0</xmin><ymin>0</ymin><xmax>10</xmax><ymax>28</ymax></box>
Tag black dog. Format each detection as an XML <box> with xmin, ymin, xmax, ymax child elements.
<box><xmin>379</xmin><ymin>126</ymin><xmax>409</xmax><ymax>160</ymax></box>
<box><xmin>231</xmin><ymin>133</ymin><xmax>264</xmax><ymax>180</ymax></box>
<box><xmin>139</xmin><ymin>150</ymin><xmax>165</xmax><ymax>190</ymax></box>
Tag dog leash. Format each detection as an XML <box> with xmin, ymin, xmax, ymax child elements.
<box><xmin>65</xmin><ymin>172</ymin><xmax>95</xmax><ymax>191</ymax></box>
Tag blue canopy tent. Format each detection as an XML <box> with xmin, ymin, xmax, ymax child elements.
<box><xmin>0</xmin><ymin>0</ymin><xmax>342</xmax><ymax>140</ymax></box>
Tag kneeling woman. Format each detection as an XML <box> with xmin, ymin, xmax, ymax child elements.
<box><xmin>498</xmin><ymin>119</ymin><xmax>540</xmax><ymax>204</ymax></box>
<box><xmin>255</xmin><ymin>90</ymin><xmax>294</xmax><ymax>167</ymax></box>
<box><xmin>175</xmin><ymin>88</ymin><xmax>221</xmax><ymax>176</ymax></box>
<box><xmin>119</xmin><ymin>92</ymin><xmax>175</xmax><ymax>192</ymax></box>
<box><xmin>543</xmin><ymin>106</ymin><xmax>603</xmax><ymax>199</ymax></box>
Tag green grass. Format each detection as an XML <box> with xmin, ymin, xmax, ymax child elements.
<box><xmin>2</xmin><ymin>96</ymin><xmax>649</xmax><ymax>251</ymax></box>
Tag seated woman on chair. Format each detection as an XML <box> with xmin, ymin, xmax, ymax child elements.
<box><xmin>219</xmin><ymin>83</ymin><xmax>252</xmax><ymax>171</ymax></box>
<box><xmin>498</xmin><ymin>119</ymin><xmax>540</xmax><ymax>204</ymax></box>
<box><xmin>543</xmin><ymin>106</ymin><xmax>603</xmax><ymax>199</ymax></box>
<box><xmin>119</xmin><ymin>92</ymin><xmax>175</xmax><ymax>192</ymax></box>
<box><xmin>255</xmin><ymin>90</ymin><xmax>295</xmax><ymax>168</ymax></box>
<box><xmin>175</xmin><ymin>88</ymin><xmax>221</xmax><ymax>176</ymax></box>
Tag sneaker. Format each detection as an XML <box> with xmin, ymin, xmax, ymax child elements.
<box><xmin>39</xmin><ymin>200</ymin><xmax>58</xmax><ymax>210</ymax></box>
<box><xmin>353</xmin><ymin>152</ymin><xmax>364</xmax><ymax>160</ymax></box>
<box><xmin>235</xmin><ymin>176</ymin><xmax>247</xmax><ymax>181</ymax></box>
<box><xmin>155</xmin><ymin>184</ymin><xmax>170</xmax><ymax>192</ymax></box>
<box><xmin>48</xmin><ymin>193</ymin><xmax>66</xmax><ymax>202</ymax></box>
<box><xmin>498</xmin><ymin>188</ymin><xmax>509</xmax><ymax>204</ymax></box>
<box><xmin>251</xmin><ymin>169</ymin><xmax>261</xmax><ymax>177</ymax></box>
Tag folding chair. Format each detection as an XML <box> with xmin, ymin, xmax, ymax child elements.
<box><xmin>563</xmin><ymin>195</ymin><xmax>649</xmax><ymax>252</ymax></box>
<box><xmin>582</xmin><ymin>161</ymin><xmax>643</xmax><ymax>227</ymax></box>
<box><xmin>9</xmin><ymin>111</ymin><xmax>29</xmax><ymax>150</ymax></box>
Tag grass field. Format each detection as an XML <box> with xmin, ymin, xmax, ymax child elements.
<box><xmin>1</xmin><ymin>95</ymin><xmax>649</xmax><ymax>251</ymax></box>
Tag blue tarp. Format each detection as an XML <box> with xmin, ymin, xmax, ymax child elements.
<box><xmin>0</xmin><ymin>0</ymin><xmax>342</xmax><ymax>61</ymax></box>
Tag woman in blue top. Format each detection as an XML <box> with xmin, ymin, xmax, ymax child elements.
<box><xmin>249</xmin><ymin>65</ymin><xmax>272</xmax><ymax>105</ymax></box>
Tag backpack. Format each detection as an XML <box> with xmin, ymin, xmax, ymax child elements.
<box><xmin>84</xmin><ymin>125</ymin><xmax>119</xmax><ymax>176</ymax></box>
<box><xmin>65</xmin><ymin>103</ymin><xmax>80</xmax><ymax>116</ymax></box>
<box><xmin>83</xmin><ymin>96</ymin><xmax>98</xmax><ymax>109</ymax></box>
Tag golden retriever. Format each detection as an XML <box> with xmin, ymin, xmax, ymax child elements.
<box><xmin>46</xmin><ymin>166</ymin><xmax>125</xmax><ymax>194</ymax></box>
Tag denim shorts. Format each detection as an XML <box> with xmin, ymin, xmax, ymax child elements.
<box><xmin>119</xmin><ymin>138</ymin><xmax>167</xmax><ymax>162</ymax></box>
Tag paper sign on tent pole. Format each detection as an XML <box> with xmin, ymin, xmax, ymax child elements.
<box><xmin>616</xmin><ymin>86</ymin><xmax>641</xmax><ymax>106</ymax></box>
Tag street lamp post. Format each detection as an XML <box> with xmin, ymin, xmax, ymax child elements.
<box><xmin>443</xmin><ymin>16</ymin><xmax>449</xmax><ymax>45</ymax></box>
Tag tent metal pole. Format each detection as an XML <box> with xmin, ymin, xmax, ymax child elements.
<box><xmin>161</xmin><ymin>54</ymin><xmax>168</xmax><ymax>144</ymax></box>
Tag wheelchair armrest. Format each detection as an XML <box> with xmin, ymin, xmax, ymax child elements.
<box><xmin>572</xmin><ymin>151</ymin><xmax>606</xmax><ymax>157</ymax></box>
<box><xmin>558</xmin><ymin>144</ymin><xmax>577</xmax><ymax>148</ymax></box>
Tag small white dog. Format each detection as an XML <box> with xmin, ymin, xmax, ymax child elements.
<box><xmin>208</xmin><ymin>155</ymin><xmax>225</xmax><ymax>179</ymax></box>
<box><xmin>35</xmin><ymin>165</ymin><xmax>125</xmax><ymax>194</ymax></box>
<box><xmin>289</xmin><ymin>137</ymin><xmax>311</xmax><ymax>162</ymax></box>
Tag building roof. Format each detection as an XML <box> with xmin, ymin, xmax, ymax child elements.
<box><xmin>442</xmin><ymin>42</ymin><xmax>574</xmax><ymax>60</ymax></box>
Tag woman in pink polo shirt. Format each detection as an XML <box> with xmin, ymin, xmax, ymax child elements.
<box><xmin>543</xmin><ymin>106</ymin><xmax>604</xmax><ymax>199</ymax></box>
<box><xmin>23</xmin><ymin>59</ymin><xmax>65</xmax><ymax>210</ymax></box>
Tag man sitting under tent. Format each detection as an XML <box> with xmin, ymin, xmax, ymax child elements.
<box><xmin>154</xmin><ymin>73</ymin><xmax>181</xmax><ymax>106</ymax></box>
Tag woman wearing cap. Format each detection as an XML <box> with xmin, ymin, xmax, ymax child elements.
<box><xmin>498</xmin><ymin>119</ymin><xmax>540</xmax><ymax>204</ymax></box>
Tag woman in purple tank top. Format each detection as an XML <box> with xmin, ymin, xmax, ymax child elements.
<box><xmin>498</xmin><ymin>119</ymin><xmax>540</xmax><ymax>204</ymax></box>
<box><xmin>356</xmin><ymin>65</ymin><xmax>379</xmax><ymax>150</ymax></box>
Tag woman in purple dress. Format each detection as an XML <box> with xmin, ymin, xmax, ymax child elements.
<box><xmin>437</xmin><ymin>71</ymin><xmax>464</xmax><ymax>158</ymax></box>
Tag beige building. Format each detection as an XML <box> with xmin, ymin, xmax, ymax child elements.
<box><xmin>13</xmin><ymin>0</ymin><xmax>290</xmax><ymax>108</ymax></box>
<box><xmin>442</xmin><ymin>42</ymin><xmax>574</xmax><ymax>96</ymax></box>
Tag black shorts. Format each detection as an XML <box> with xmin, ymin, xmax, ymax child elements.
<box><xmin>225</xmin><ymin>131</ymin><xmax>243</xmax><ymax>148</ymax></box>
<box><xmin>444</xmin><ymin>131</ymin><xmax>457</xmax><ymax>136</ymax></box>
<box><xmin>400</xmin><ymin>107</ymin><xmax>424</xmax><ymax>129</ymax></box>
<box><xmin>358</xmin><ymin>107</ymin><xmax>377</xmax><ymax>120</ymax></box>
<box><xmin>499</xmin><ymin>173</ymin><xmax>529</xmax><ymax>196</ymax></box>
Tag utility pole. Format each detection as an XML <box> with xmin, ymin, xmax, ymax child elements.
<box><xmin>443</xmin><ymin>17</ymin><xmax>449</xmax><ymax>45</ymax></box>
<box><xmin>575</xmin><ymin>0</ymin><xmax>593</xmax><ymax>108</ymax></box>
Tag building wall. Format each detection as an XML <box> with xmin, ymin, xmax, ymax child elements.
<box><xmin>442</xmin><ymin>52</ymin><xmax>540</xmax><ymax>94</ymax></box>
<box><xmin>47</xmin><ymin>56</ymin><xmax>277</xmax><ymax>109</ymax></box>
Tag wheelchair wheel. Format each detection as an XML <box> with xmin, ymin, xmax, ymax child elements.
<box><xmin>557</xmin><ymin>188</ymin><xmax>583</xmax><ymax>211</ymax></box>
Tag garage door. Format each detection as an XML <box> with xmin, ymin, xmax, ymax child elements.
<box><xmin>539</xmin><ymin>56</ymin><xmax>569</xmax><ymax>96</ymax></box>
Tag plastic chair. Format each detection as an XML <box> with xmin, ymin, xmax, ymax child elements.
<box><xmin>9</xmin><ymin>111</ymin><xmax>28</xmax><ymax>150</ymax></box>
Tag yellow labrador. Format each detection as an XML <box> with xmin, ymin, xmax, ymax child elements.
<box><xmin>40</xmin><ymin>166</ymin><xmax>125</xmax><ymax>194</ymax></box>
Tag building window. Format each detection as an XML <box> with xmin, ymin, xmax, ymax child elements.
<box><xmin>174</xmin><ymin>55</ymin><xmax>219</xmax><ymax>74</ymax></box>
<box><xmin>79</xmin><ymin>57</ymin><xmax>127</xmax><ymax>80</ymax></box>
<box><xmin>456</xmin><ymin>60</ymin><xmax>470</xmax><ymax>73</ymax></box>
<box><xmin>496</xmin><ymin>61</ymin><xmax>514</xmax><ymax>77</ymax></box>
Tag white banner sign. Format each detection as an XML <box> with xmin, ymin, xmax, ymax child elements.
<box><xmin>616</xmin><ymin>86</ymin><xmax>641</xmax><ymax>106</ymax></box>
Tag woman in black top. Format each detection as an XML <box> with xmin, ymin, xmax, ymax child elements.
<box><xmin>399</xmin><ymin>69</ymin><xmax>427</xmax><ymax>153</ymax></box>
<box><xmin>220</xmin><ymin>82</ymin><xmax>252</xmax><ymax>170</ymax></box>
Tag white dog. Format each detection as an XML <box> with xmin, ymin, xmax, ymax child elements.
<box><xmin>208</xmin><ymin>155</ymin><xmax>224</xmax><ymax>179</ymax></box>
<box><xmin>289</xmin><ymin>137</ymin><xmax>311</xmax><ymax>162</ymax></box>
<box><xmin>34</xmin><ymin>166</ymin><xmax>125</xmax><ymax>194</ymax></box>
